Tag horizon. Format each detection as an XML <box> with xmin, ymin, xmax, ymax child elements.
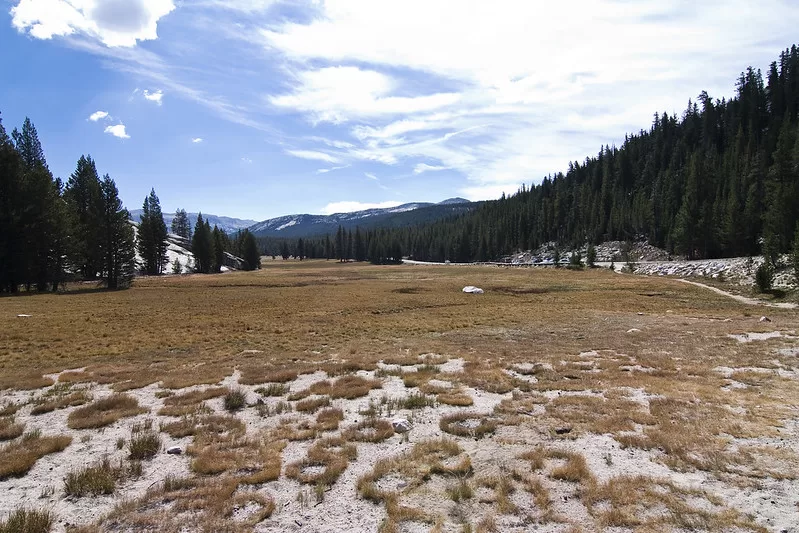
<box><xmin>2</xmin><ymin>1</ymin><xmax>798</xmax><ymax>220</ymax></box>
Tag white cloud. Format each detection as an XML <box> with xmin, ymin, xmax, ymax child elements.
<box><xmin>241</xmin><ymin>157</ymin><xmax>253</xmax><ymax>163</ymax></box>
<box><xmin>320</xmin><ymin>200</ymin><xmax>402</xmax><ymax>215</ymax></box>
<box><xmin>192</xmin><ymin>137</ymin><xmax>203</xmax><ymax>143</ymax></box>
<box><xmin>364</xmin><ymin>172</ymin><xmax>378</xmax><ymax>181</ymax></box>
<box><xmin>285</xmin><ymin>149</ymin><xmax>341</xmax><ymax>164</ymax></box>
<box><xmin>143</xmin><ymin>89</ymin><xmax>163</xmax><ymax>105</ymax></box>
<box><xmin>414</xmin><ymin>163</ymin><xmax>448</xmax><ymax>174</ymax></box>
<box><xmin>269</xmin><ymin>66</ymin><xmax>460</xmax><ymax>124</ymax></box>
<box><xmin>104</xmin><ymin>124</ymin><xmax>129</xmax><ymax>139</ymax></box>
<box><xmin>316</xmin><ymin>164</ymin><xmax>350</xmax><ymax>174</ymax></box>
<box><xmin>11</xmin><ymin>0</ymin><xmax>176</xmax><ymax>47</ymax></box>
<box><xmin>262</xmin><ymin>0</ymin><xmax>799</xmax><ymax>198</ymax></box>
<box><xmin>88</xmin><ymin>110</ymin><xmax>109</xmax><ymax>121</ymax></box>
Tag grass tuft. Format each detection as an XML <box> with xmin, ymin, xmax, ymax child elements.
<box><xmin>63</xmin><ymin>457</ymin><xmax>125</xmax><ymax>496</ymax></box>
<box><xmin>0</xmin><ymin>434</ymin><xmax>72</xmax><ymax>480</ymax></box>
<box><xmin>128</xmin><ymin>431</ymin><xmax>161</xmax><ymax>460</ymax></box>
<box><xmin>0</xmin><ymin>507</ymin><xmax>54</xmax><ymax>533</ymax></box>
<box><xmin>67</xmin><ymin>395</ymin><xmax>146</xmax><ymax>429</ymax></box>
<box><xmin>0</xmin><ymin>417</ymin><xmax>24</xmax><ymax>441</ymax></box>
<box><xmin>440</xmin><ymin>412</ymin><xmax>497</xmax><ymax>439</ymax></box>
<box><xmin>223</xmin><ymin>388</ymin><xmax>247</xmax><ymax>412</ymax></box>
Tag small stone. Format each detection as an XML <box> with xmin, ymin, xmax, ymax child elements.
<box><xmin>760</xmin><ymin>316</ymin><xmax>771</xmax><ymax>322</ymax></box>
<box><xmin>392</xmin><ymin>418</ymin><xmax>412</xmax><ymax>433</ymax></box>
<box><xmin>554</xmin><ymin>427</ymin><xmax>572</xmax><ymax>435</ymax></box>
<box><xmin>637</xmin><ymin>312</ymin><xmax>644</xmax><ymax>315</ymax></box>
<box><xmin>167</xmin><ymin>446</ymin><xmax>182</xmax><ymax>455</ymax></box>
<box><xmin>627</xmin><ymin>328</ymin><xmax>641</xmax><ymax>333</ymax></box>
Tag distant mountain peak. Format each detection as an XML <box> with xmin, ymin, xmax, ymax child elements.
<box><xmin>438</xmin><ymin>197</ymin><xmax>470</xmax><ymax>205</ymax></box>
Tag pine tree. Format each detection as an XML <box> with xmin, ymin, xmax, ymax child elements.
<box><xmin>211</xmin><ymin>225</ymin><xmax>225</xmax><ymax>273</ymax></box>
<box><xmin>354</xmin><ymin>228</ymin><xmax>366</xmax><ymax>261</ymax></box>
<box><xmin>0</xmin><ymin>113</ymin><xmax>25</xmax><ymax>292</ymax></box>
<box><xmin>171</xmin><ymin>208</ymin><xmax>191</xmax><ymax>240</ymax></box>
<box><xmin>296</xmin><ymin>238</ymin><xmax>305</xmax><ymax>260</ymax></box>
<box><xmin>587</xmin><ymin>243</ymin><xmax>597</xmax><ymax>267</ymax></box>
<box><xmin>64</xmin><ymin>155</ymin><xmax>104</xmax><ymax>279</ymax></box>
<box><xmin>240</xmin><ymin>230</ymin><xmax>260</xmax><ymax>270</ymax></box>
<box><xmin>98</xmin><ymin>175</ymin><xmax>136</xmax><ymax>289</ymax></box>
<box><xmin>191</xmin><ymin>213</ymin><xmax>212</xmax><ymax>273</ymax></box>
<box><xmin>281</xmin><ymin>241</ymin><xmax>290</xmax><ymax>260</ymax></box>
<box><xmin>137</xmin><ymin>189</ymin><xmax>168</xmax><ymax>275</ymax></box>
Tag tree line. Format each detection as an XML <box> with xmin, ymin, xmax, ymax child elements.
<box><xmin>257</xmin><ymin>225</ymin><xmax>403</xmax><ymax>265</ymax></box>
<box><xmin>0</xmin><ymin>113</ymin><xmax>260</xmax><ymax>293</ymax></box>
<box><xmin>311</xmin><ymin>45</ymin><xmax>799</xmax><ymax>265</ymax></box>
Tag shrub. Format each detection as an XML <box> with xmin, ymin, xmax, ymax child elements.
<box><xmin>587</xmin><ymin>244</ymin><xmax>597</xmax><ymax>268</ymax></box>
<box><xmin>223</xmin><ymin>388</ymin><xmax>247</xmax><ymax>412</ymax></box>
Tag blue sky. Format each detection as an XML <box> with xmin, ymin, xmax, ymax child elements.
<box><xmin>2</xmin><ymin>0</ymin><xmax>799</xmax><ymax>221</ymax></box>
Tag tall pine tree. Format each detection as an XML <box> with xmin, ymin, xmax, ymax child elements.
<box><xmin>138</xmin><ymin>188</ymin><xmax>168</xmax><ymax>275</ymax></box>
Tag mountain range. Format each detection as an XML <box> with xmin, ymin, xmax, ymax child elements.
<box><xmin>128</xmin><ymin>210</ymin><xmax>257</xmax><ymax>234</ymax></box>
<box><xmin>248</xmin><ymin>198</ymin><xmax>473</xmax><ymax>238</ymax></box>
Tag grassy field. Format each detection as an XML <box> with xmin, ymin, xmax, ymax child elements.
<box><xmin>1</xmin><ymin>261</ymin><xmax>798</xmax><ymax>531</ymax></box>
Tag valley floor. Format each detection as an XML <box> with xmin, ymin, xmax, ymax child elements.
<box><xmin>1</xmin><ymin>262</ymin><xmax>798</xmax><ymax>532</ymax></box>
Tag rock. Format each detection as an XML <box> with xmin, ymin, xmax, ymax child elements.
<box><xmin>462</xmin><ymin>286</ymin><xmax>484</xmax><ymax>294</ymax></box>
<box><xmin>392</xmin><ymin>418</ymin><xmax>412</xmax><ymax>433</ymax></box>
<box><xmin>627</xmin><ymin>328</ymin><xmax>641</xmax><ymax>334</ymax></box>
<box><xmin>760</xmin><ymin>316</ymin><xmax>771</xmax><ymax>322</ymax></box>
<box><xmin>554</xmin><ymin>426</ymin><xmax>572</xmax><ymax>435</ymax></box>
<box><xmin>17</xmin><ymin>314</ymin><xmax>31</xmax><ymax>318</ymax></box>
<box><xmin>166</xmin><ymin>446</ymin><xmax>182</xmax><ymax>455</ymax></box>
<box><xmin>637</xmin><ymin>312</ymin><xmax>644</xmax><ymax>315</ymax></box>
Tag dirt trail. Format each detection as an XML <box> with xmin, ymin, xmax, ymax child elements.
<box><xmin>677</xmin><ymin>278</ymin><xmax>797</xmax><ymax>309</ymax></box>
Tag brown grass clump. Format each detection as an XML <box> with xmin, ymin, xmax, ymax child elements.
<box><xmin>584</xmin><ymin>475</ymin><xmax>765</xmax><ymax>531</ymax></box>
<box><xmin>188</xmin><ymin>425</ymin><xmax>285</xmax><ymax>484</ymax></box>
<box><xmin>271</xmin><ymin>417</ymin><xmax>319</xmax><ymax>441</ymax></box>
<box><xmin>544</xmin><ymin>394</ymin><xmax>656</xmax><ymax>435</ymax></box>
<box><xmin>315</xmin><ymin>407</ymin><xmax>344</xmax><ymax>431</ymax></box>
<box><xmin>157</xmin><ymin>387</ymin><xmax>226</xmax><ymax>416</ymax></box>
<box><xmin>0</xmin><ymin>507</ymin><xmax>54</xmax><ymax>533</ymax></box>
<box><xmin>296</xmin><ymin>396</ymin><xmax>331</xmax><ymax>413</ymax></box>
<box><xmin>521</xmin><ymin>448</ymin><xmax>594</xmax><ymax>484</ymax></box>
<box><xmin>459</xmin><ymin>364</ymin><xmax>518</xmax><ymax>394</ymax></box>
<box><xmin>239</xmin><ymin>365</ymin><xmax>299</xmax><ymax>385</ymax></box>
<box><xmin>128</xmin><ymin>431</ymin><xmax>161</xmax><ymax>460</ymax></box>
<box><xmin>223</xmin><ymin>388</ymin><xmax>247</xmax><ymax>411</ymax></box>
<box><xmin>0</xmin><ymin>417</ymin><xmax>24</xmax><ymax>441</ymax></box>
<box><xmin>92</xmin><ymin>476</ymin><xmax>275</xmax><ymax>532</ymax></box>
<box><xmin>64</xmin><ymin>457</ymin><xmax>133</xmax><ymax>496</ymax></box>
<box><xmin>160</xmin><ymin>414</ymin><xmax>245</xmax><ymax>439</ymax></box>
<box><xmin>0</xmin><ymin>432</ymin><xmax>72</xmax><ymax>479</ymax></box>
<box><xmin>293</xmin><ymin>374</ymin><xmax>382</xmax><ymax>401</ymax></box>
<box><xmin>322</xmin><ymin>361</ymin><xmax>377</xmax><ymax>376</ymax></box>
<box><xmin>436</xmin><ymin>390</ymin><xmax>474</xmax><ymax>406</ymax></box>
<box><xmin>67</xmin><ymin>394</ymin><xmax>147</xmax><ymax>429</ymax></box>
<box><xmin>440</xmin><ymin>412</ymin><xmax>497</xmax><ymax>439</ymax></box>
<box><xmin>285</xmin><ymin>437</ymin><xmax>356</xmax><ymax>487</ymax></box>
<box><xmin>30</xmin><ymin>390</ymin><xmax>92</xmax><ymax>415</ymax></box>
<box><xmin>358</xmin><ymin>438</ymin><xmax>468</xmax><ymax>529</ymax></box>
<box><xmin>0</xmin><ymin>403</ymin><xmax>20</xmax><ymax>417</ymax></box>
<box><xmin>343</xmin><ymin>418</ymin><xmax>395</xmax><ymax>443</ymax></box>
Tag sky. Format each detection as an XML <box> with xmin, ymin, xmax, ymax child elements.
<box><xmin>2</xmin><ymin>1</ymin><xmax>799</xmax><ymax>221</ymax></box>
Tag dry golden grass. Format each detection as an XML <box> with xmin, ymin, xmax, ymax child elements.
<box><xmin>440</xmin><ymin>412</ymin><xmax>497</xmax><ymax>439</ymax></box>
<box><xmin>67</xmin><ymin>394</ymin><xmax>147</xmax><ymax>429</ymax></box>
<box><xmin>0</xmin><ymin>417</ymin><xmax>24</xmax><ymax>441</ymax></box>
<box><xmin>343</xmin><ymin>418</ymin><xmax>395</xmax><ymax>443</ymax></box>
<box><xmin>436</xmin><ymin>390</ymin><xmax>474</xmax><ymax>406</ymax></box>
<box><xmin>296</xmin><ymin>395</ymin><xmax>331</xmax><ymax>413</ymax></box>
<box><xmin>315</xmin><ymin>407</ymin><xmax>344</xmax><ymax>431</ymax></box>
<box><xmin>30</xmin><ymin>389</ymin><xmax>91</xmax><ymax>415</ymax></box>
<box><xmin>285</xmin><ymin>437</ymin><xmax>356</xmax><ymax>487</ymax></box>
<box><xmin>157</xmin><ymin>386</ymin><xmax>226</xmax><ymax>416</ymax></box>
<box><xmin>87</xmin><ymin>475</ymin><xmax>275</xmax><ymax>532</ymax></box>
<box><xmin>2</xmin><ymin>261</ymin><xmax>799</xmax><ymax>529</ymax></box>
<box><xmin>0</xmin><ymin>433</ymin><xmax>72</xmax><ymax>479</ymax></box>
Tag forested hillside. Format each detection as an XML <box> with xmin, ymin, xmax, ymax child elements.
<box><xmin>354</xmin><ymin>45</ymin><xmax>799</xmax><ymax>263</ymax></box>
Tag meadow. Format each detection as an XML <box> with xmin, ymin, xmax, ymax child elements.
<box><xmin>1</xmin><ymin>261</ymin><xmax>798</xmax><ymax>532</ymax></box>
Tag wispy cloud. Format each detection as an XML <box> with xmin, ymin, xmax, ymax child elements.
<box><xmin>192</xmin><ymin>137</ymin><xmax>204</xmax><ymax>143</ymax></box>
<box><xmin>320</xmin><ymin>200</ymin><xmax>402</xmax><ymax>215</ymax></box>
<box><xmin>316</xmin><ymin>164</ymin><xmax>350</xmax><ymax>174</ymax></box>
<box><xmin>88</xmin><ymin>111</ymin><xmax>109</xmax><ymax>122</ymax></box>
<box><xmin>414</xmin><ymin>163</ymin><xmax>448</xmax><ymax>174</ymax></box>
<box><xmin>104</xmin><ymin>124</ymin><xmax>130</xmax><ymax>139</ymax></box>
<box><xmin>285</xmin><ymin>149</ymin><xmax>341</xmax><ymax>164</ymax></box>
<box><xmin>143</xmin><ymin>89</ymin><xmax>164</xmax><ymax>105</ymax></box>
